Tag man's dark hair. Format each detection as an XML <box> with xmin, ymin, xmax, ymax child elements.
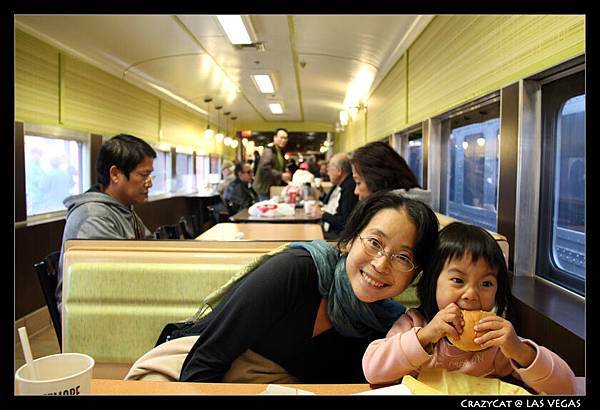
<box><xmin>275</xmin><ymin>128</ymin><xmax>288</xmax><ymax>135</ymax></box>
<box><xmin>338</xmin><ymin>191</ymin><xmax>439</xmax><ymax>274</ymax></box>
<box><xmin>351</xmin><ymin>141</ymin><xmax>419</xmax><ymax>193</ymax></box>
<box><xmin>96</xmin><ymin>134</ymin><xmax>156</xmax><ymax>187</ymax></box>
<box><xmin>234</xmin><ymin>162</ymin><xmax>247</xmax><ymax>178</ymax></box>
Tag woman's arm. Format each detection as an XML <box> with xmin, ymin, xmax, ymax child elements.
<box><xmin>179</xmin><ymin>249</ymin><xmax>319</xmax><ymax>382</ymax></box>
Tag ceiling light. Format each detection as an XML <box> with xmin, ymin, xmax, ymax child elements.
<box><xmin>269</xmin><ymin>103</ymin><xmax>283</xmax><ymax>114</ymax></box>
<box><xmin>252</xmin><ymin>74</ymin><xmax>275</xmax><ymax>94</ymax></box>
<box><xmin>216</xmin><ymin>15</ymin><xmax>256</xmax><ymax>45</ymax></box>
<box><xmin>339</xmin><ymin>110</ymin><xmax>349</xmax><ymax>126</ymax></box>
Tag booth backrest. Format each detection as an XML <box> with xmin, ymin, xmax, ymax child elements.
<box><xmin>61</xmin><ymin>217</ymin><xmax>509</xmax><ymax>378</ymax></box>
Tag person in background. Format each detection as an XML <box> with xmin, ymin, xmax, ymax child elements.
<box><xmin>217</xmin><ymin>160</ymin><xmax>236</xmax><ymax>196</ymax></box>
<box><xmin>125</xmin><ymin>192</ymin><xmax>439</xmax><ymax>384</ymax></box>
<box><xmin>362</xmin><ymin>222</ymin><xmax>576</xmax><ymax>395</ymax></box>
<box><xmin>224</xmin><ymin>162</ymin><xmax>258</xmax><ymax>214</ymax></box>
<box><xmin>252</xmin><ymin>128</ymin><xmax>292</xmax><ymax>201</ymax></box>
<box><xmin>252</xmin><ymin>150</ymin><xmax>261</xmax><ymax>176</ymax></box>
<box><xmin>311</xmin><ymin>153</ymin><xmax>358</xmax><ymax>239</ymax></box>
<box><xmin>351</xmin><ymin>141</ymin><xmax>432</xmax><ymax>206</ymax></box>
<box><xmin>286</xmin><ymin>158</ymin><xmax>299</xmax><ymax>177</ymax></box>
<box><xmin>317</xmin><ymin>159</ymin><xmax>330</xmax><ymax>182</ymax></box>
<box><xmin>56</xmin><ymin>134</ymin><xmax>156</xmax><ymax>318</ymax></box>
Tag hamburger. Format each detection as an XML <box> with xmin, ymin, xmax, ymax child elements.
<box><xmin>447</xmin><ymin>309</ymin><xmax>496</xmax><ymax>351</ymax></box>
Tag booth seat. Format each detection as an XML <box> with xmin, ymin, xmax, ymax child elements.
<box><xmin>61</xmin><ymin>216</ymin><xmax>509</xmax><ymax>379</ymax></box>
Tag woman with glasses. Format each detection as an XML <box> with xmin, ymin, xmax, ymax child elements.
<box><xmin>126</xmin><ymin>191</ymin><xmax>439</xmax><ymax>383</ymax></box>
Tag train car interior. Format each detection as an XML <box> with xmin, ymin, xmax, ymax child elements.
<box><xmin>13</xmin><ymin>14</ymin><xmax>586</xmax><ymax>396</ymax></box>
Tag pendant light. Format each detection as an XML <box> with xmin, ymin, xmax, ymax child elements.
<box><xmin>222</xmin><ymin>111</ymin><xmax>231</xmax><ymax>145</ymax></box>
<box><xmin>215</xmin><ymin>105</ymin><xmax>224</xmax><ymax>142</ymax></box>
<box><xmin>230</xmin><ymin>116</ymin><xmax>239</xmax><ymax>149</ymax></box>
<box><xmin>204</xmin><ymin>98</ymin><xmax>214</xmax><ymax>139</ymax></box>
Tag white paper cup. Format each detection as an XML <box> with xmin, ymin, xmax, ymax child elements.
<box><xmin>304</xmin><ymin>200</ymin><xmax>316</xmax><ymax>214</ymax></box>
<box><xmin>314</xmin><ymin>178</ymin><xmax>322</xmax><ymax>188</ymax></box>
<box><xmin>15</xmin><ymin>353</ymin><xmax>94</xmax><ymax>396</ymax></box>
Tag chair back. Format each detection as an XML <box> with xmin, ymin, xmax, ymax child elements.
<box><xmin>155</xmin><ymin>225</ymin><xmax>181</xmax><ymax>239</ymax></box>
<box><xmin>34</xmin><ymin>251</ymin><xmax>62</xmax><ymax>350</ymax></box>
<box><xmin>179</xmin><ymin>215</ymin><xmax>201</xmax><ymax>239</ymax></box>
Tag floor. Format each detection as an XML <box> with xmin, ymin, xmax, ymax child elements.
<box><xmin>14</xmin><ymin>325</ymin><xmax>61</xmax><ymax>373</ymax></box>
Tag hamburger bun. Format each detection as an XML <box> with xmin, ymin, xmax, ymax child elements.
<box><xmin>447</xmin><ymin>309</ymin><xmax>496</xmax><ymax>351</ymax></box>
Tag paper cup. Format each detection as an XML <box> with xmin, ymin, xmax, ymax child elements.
<box><xmin>304</xmin><ymin>200</ymin><xmax>316</xmax><ymax>214</ymax></box>
<box><xmin>314</xmin><ymin>178</ymin><xmax>322</xmax><ymax>188</ymax></box>
<box><xmin>15</xmin><ymin>353</ymin><xmax>94</xmax><ymax>395</ymax></box>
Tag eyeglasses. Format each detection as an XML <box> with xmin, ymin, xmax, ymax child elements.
<box><xmin>358</xmin><ymin>236</ymin><xmax>416</xmax><ymax>273</ymax></box>
<box><xmin>133</xmin><ymin>172</ymin><xmax>156</xmax><ymax>184</ymax></box>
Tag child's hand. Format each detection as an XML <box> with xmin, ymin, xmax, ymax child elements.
<box><xmin>418</xmin><ymin>303</ymin><xmax>464</xmax><ymax>349</ymax></box>
<box><xmin>473</xmin><ymin>316</ymin><xmax>536</xmax><ymax>368</ymax></box>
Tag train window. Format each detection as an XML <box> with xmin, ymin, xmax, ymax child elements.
<box><xmin>195</xmin><ymin>155</ymin><xmax>210</xmax><ymax>191</ymax></box>
<box><xmin>175</xmin><ymin>153</ymin><xmax>195</xmax><ymax>192</ymax></box>
<box><xmin>24</xmin><ymin>134</ymin><xmax>84</xmax><ymax>216</ymax></box>
<box><xmin>150</xmin><ymin>149</ymin><xmax>171</xmax><ymax>196</ymax></box>
<box><xmin>538</xmin><ymin>71</ymin><xmax>585</xmax><ymax>295</ymax></box>
<box><xmin>405</xmin><ymin>134</ymin><xmax>423</xmax><ymax>187</ymax></box>
<box><xmin>443</xmin><ymin>102</ymin><xmax>500</xmax><ymax>231</ymax></box>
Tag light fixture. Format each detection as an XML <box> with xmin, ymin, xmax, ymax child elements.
<box><xmin>216</xmin><ymin>15</ymin><xmax>257</xmax><ymax>45</ymax></box>
<box><xmin>204</xmin><ymin>98</ymin><xmax>214</xmax><ymax>139</ymax></box>
<box><xmin>221</xmin><ymin>111</ymin><xmax>230</xmax><ymax>143</ymax></box>
<box><xmin>269</xmin><ymin>102</ymin><xmax>283</xmax><ymax>115</ymax></box>
<box><xmin>251</xmin><ymin>74</ymin><xmax>275</xmax><ymax>94</ymax></box>
<box><xmin>230</xmin><ymin>116</ymin><xmax>238</xmax><ymax>139</ymax></box>
<box><xmin>215</xmin><ymin>105</ymin><xmax>224</xmax><ymax>142</ymax></box>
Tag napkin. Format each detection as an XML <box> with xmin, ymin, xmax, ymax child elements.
<box><xmin>401</xmin><ymin>368</ymin><xmax>531</xmax><ymax>395</ymax></box>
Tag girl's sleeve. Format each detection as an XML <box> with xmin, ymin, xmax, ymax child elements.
<box><xmin>362</xmin><ymin>309</ymin><xmax>432</xmax><ymax>384</ymax></box>
<box><xmin>508</xmin><ymin>339</ymin><xmax>577</xmax><ymax>395</ymax></box>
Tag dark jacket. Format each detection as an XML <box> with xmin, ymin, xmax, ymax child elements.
<box><xmin>321</xmin><ymin>175</ymin><xmax>358</xmax><ymax>235</ymax></box>
<box><xmin>252</xmin><ymin>146</ymin><xmax>286</xmax><ymax>196</ymax></box>
<box><xmin>224</xmin><ymin>178</ymin><xmax>258</xmax><ymax>214</ymax></box>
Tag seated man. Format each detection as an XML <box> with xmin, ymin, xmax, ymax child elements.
<box><xmin>311</xmin><ymin>153</ymin><xmax>358</xmax><ymax>239</ymax></box>
<box><xmin>56</xmin><ymin>134</ymin><xmax>156</xmax><ymax>318</ymax></box>
<box><xmin>224</xmin><ymin>162</ymin><xmax>258</xmax><ymax>214</ymax></box>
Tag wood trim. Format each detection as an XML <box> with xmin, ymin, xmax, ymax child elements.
<box><xmin>90</xmin><ymin>133</ymin><xmax>103</xmax><ymax>186</ymax></box>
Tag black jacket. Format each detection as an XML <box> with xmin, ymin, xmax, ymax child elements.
<box><xmin>223</xmin><ymin>178</ymin><xmax>258</xmax><ymax>214</ymax></box>
<box><xmin>321</xmin><ymin>175</ymin><xmax>358</xmax><ymax>235</ymax></box>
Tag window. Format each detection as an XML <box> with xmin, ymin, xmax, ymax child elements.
<box><xmin>24</xmin><ymin>134</ymin><xmax>85</xmax><ymax>216</ymax></box>
<box><xmin>195</xmin><ymin>155</ymin><xmax>210</xmax><ymax>191</ymax></box>
<box><xmin>175</xmin><ymin>153</ymin><xmax>195</xmax><ymax>192</ymax></box>
<box><xmin>538</xmin><ymin>71</ymin><xmax>585</xmax><ymax>295</ymax></box>
<box><xmin>442</xmin><ymin>101</ymin><xmax>500</xmax><ymax>231</ymax></box>
<box><xmin>151</xmin><ymin>149</ymin><xmax>171</xmax><ymax>196</ymax></box>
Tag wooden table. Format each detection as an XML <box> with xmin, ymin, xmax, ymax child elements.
<box><xmin>90</xmin><ymin>379</ymin><xmax>372</xmax><ymax>395</ymax></box>
<box><xmin>196</xmin><ymin>223</ymin><xmax>324</xmax><ymax>241</ymax></box>
<box><xmin>231</xmin><ymin>208</ymin><xmax>322</xmax><ymax>223</ymax></box>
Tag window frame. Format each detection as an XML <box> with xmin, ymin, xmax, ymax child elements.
<box><xmin>537</xmin><ymin>70</ymin><xmax>585</xmax><ymax>295</ymax></box>
<box><xmin>23</xmin><ymin>123</ymin><xmax>91</xmax><ymax>220</ymax></box>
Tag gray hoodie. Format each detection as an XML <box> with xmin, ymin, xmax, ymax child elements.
<box><xmin>56</xmin><ymin>186</ymin><xmax>153</xmax><ymax>315</ymax></box>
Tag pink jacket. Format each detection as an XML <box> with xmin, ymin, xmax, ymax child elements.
<box><xmin>362</xmin><ymin>309</ymin><xmax>576</xmax><ymax>395</ymax></box>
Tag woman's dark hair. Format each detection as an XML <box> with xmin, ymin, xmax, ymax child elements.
<box><xmin>96</xmin><ymin>134</ymin><xmax>156</xmax><ymax>187</ymax></box>
<box><xmin>338</xmin><ymin>191</ymin><xmax>439</xmax><ymax>273</ymax></box>
<box><xmin>417</xmin><ymin>222</ymin><xmax>512</xmax><ymax>322</ymax></box>
<box><xmin>351</xmin><ymin>141</ymin><xmax>419</xmax><ymax>193</ymax></box>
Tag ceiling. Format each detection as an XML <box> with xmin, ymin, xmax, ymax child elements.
<box><xmin>15</xmin><ymin>14</ymin><xmax>433</xmax><ymax>136</ymax></box>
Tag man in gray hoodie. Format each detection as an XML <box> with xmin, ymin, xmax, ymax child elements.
<box><xmin>56</xmin><ymin>134</ymin><xmax>156</xmax><ymax>318</ymax></box>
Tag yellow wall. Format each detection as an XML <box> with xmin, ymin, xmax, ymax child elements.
<box><xmin>338</xmin><ymin>15</ymin><xmax>585</xmax><ymax>152</ymax></box>
<box><xmin>15</xmin><ymin>29</ymin><xmax>226</xmax><ymax>155</ymax></box>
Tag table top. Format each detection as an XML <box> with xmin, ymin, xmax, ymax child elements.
<box><xmin>231</xmin><ymin>208</ymin><xmax>322</xmax><ymax>223</ymax></box>
<box><xmin>196</xmin><ymin>223</ymin><xmax>324</xmax><ymax>241</ymax></box>
<box><xmin>90</xmin><ymin>379</ymin><xmax>372</xmax><ymax>395</ymax></box>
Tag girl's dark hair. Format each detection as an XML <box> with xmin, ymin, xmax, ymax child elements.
<box><xmin>338</xmin><ymin>191</ymin><xmax>439</xmax><ymax>273</ymax></box>
<box><xmin>417</xmin><ymin>222</ymin><xmax>512</xmax><ymax>322</ymax></box>
<box><xmin>96</xmin><ymin>134</ymin><xmax>157</xmax><ymax>187</ymax></box>
<box><xmin>351</xmin><ymin>141</ymin><xmax>419</xmax><ymax>193</ymax></box>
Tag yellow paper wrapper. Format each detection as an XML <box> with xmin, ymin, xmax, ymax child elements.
<box><xmin>401</xmin><ymin>368</ymin><xmax>531</xmax><ymax>395</ymax></box>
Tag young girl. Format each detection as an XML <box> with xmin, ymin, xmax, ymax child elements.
<box><xmin>362</xmin><ymin>222</ymin><xmax>576</xmax><ymax>395</ymax></box>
